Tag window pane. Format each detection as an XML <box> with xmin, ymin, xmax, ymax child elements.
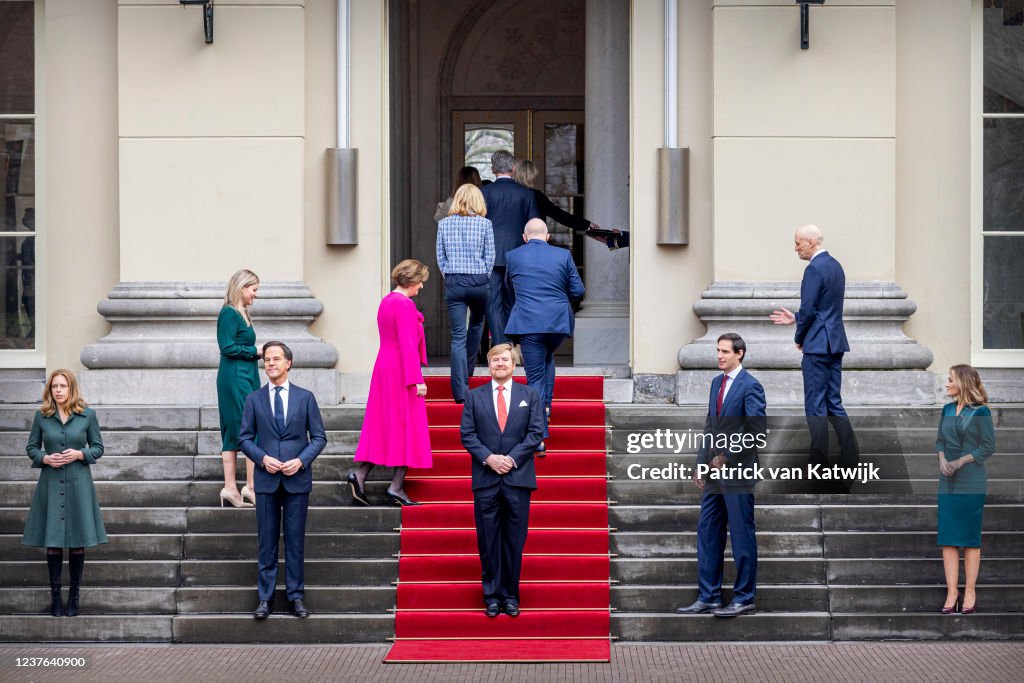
<box><xmin>983</xmin><ymin>235</ymin><xmax>1024</xmax><ymax>349</ymax></box>
<box><xmin>543</xmin><ymin>123</ymin><xmax>582</xmax><ymax>249</ymax></box>
<box><xmin>0</xmin><ymin>1</ymin><xmax>34</xmax><ymax>114</ymax></box>
<box><xmin>1</xmin><ymin>120</ymin><xmax>34</xmax><ymax>229</ymax></box>
<box><xmin>983</xmin><ymin>118</ymin><xmax>1024</xmax><ymax>231</ymax></box>
<box><xmin>464</xmin><ymin>124</ymin><xmax>513</xmax><ymax>182</ymax></box>
<box><xmin>0</xmin><ymin>234</ymin><xmax>34</xmax><ymax>349</ymax></box>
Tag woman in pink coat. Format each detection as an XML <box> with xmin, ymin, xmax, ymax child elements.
<box><xmin>349</xmin><ymin>259</ymin><xmax>433</xmax><ymax>506</ymax></box>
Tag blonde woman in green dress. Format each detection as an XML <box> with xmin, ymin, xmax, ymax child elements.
<box><xmin>217</xmin><ymin>269</ymin><xmax>261</xmax><ymax>507</ymax></box>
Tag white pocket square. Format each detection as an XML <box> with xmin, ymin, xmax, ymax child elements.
<box><xmin>518</xmin><ymin>400</ymin><xmax>528</xmax><ymax>407</ymax></box>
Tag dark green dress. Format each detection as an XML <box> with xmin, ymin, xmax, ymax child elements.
<box><xmin>22</xmin><ymin>409</ymin><xmax>108</xmax><ymax>548</ymax></box>
<box><xmin>936</xmin><ymin>403</ymin><xmax>996</xmax><ymax>548</ymax></box>
<box><xmin>217</xmin><ymin>305</ymin><xmax>260</xmax><ymax>451</ymax></box>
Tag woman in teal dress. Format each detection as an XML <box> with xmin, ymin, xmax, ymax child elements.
<box><xmin>23</xmin><ymin>370</ymin><xmax>107</xmax><ymax>617</ymax></box>
<box><xmin>936</xmin><ymin>364</ymin><xmax>996</xmax><ymax>615</ymax></box>
<box><xmin>217</xmin><ymin>269</ymin><xmax>261</xmax><ymax>508</ymax></box>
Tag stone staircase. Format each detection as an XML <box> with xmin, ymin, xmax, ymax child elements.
<box><xmin>607</xmin><ymin>404</ymin><xmax>1024</xmax><ymax>641</ymax></box>
<box><xmin>1</xmin><ymin>401</ymin><xmax>1022</xmax><ymax>642</ymax></box>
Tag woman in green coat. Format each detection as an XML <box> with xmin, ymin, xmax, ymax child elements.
<box><xmin>217</xmin><ymin>268</ymin><xmax>261</xmax><ymax>508</ymax></box>
<box><xmin>22</xmin><ymin>369</ymin><xmax>107</xmax><ymax>617</ymax></box>
<box><xmin>936</xmin><ymin>364</ymin><xmax>996</xmax><ymax>615</ymax></box>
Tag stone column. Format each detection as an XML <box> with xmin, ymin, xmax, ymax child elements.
<box><xmin>578</xmin><ymin>0</ymin><xmax>630</xmax><ymax>366</ymax></box>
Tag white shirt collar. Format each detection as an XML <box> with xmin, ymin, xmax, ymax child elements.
<box><xmin>492</xmin><ymin>378</ymin><xmax>514</xmax><ymax>392</ymax></box>
<box><xmin>724</xmin><ymin>365</ymin><xmax>743</xmax><ymax>380</ymax></box>
<box><xmin>809</xmin><ymin>248</ymin><xmax>828</xmax><ymax>262</ymax></box>
<box><xmin>270</xmin><ymin>380</ymin><xmax>290</xmax><ymax>393</ymax></box>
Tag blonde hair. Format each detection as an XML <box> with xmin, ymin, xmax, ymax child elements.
<box><xmin>513</xmin><ymin>159</ymin><xmax>538</xmax><ymax>189</ymax></box>
<box><xmin>224</xmin><ymin>269</ymin><xmax>259</xmax><ymax>325</ymax></box>
<box><xmin>449</xmin><ymin>184</ymin><xmax>487</xmax><ymax>217</ymax></box>
<box><xmin>949</xmin><ymin>364</ymin><xmax>988</xmax><ymax>406</ymax></box>
<box><xmin>41</xmin><ymin>369</ymin><xmax>87</xmax><ymax>417</ymax></box>
<box><xmin>487</xmin><ymin>343</ymin><xmax>516</xmax><ymax>363</ymax></box>
<box><xmin>392</xmin><ymin>259</ymin><xmax>429</xmax><ymax>288</ymax></box>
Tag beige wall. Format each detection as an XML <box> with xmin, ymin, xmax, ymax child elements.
<box><xmin>630</xmin><ymin>0</ymin><xmax>715</xmax><ymax>375</ymax></box>
<box><xmin>44</xmin><ymin>0</ymin><xmax>119</xmax><ymax>373</ymax></box>
<box><xmin>303</xmin><ymin>0</ymin><xmax>388</xmax><ymax>374</ymax></box>
<box><xmin>896</xmin><ymin>0</ymin><xmax>972</xmax><ymax>373</ymax></box>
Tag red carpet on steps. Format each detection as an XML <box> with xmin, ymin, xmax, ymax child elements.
<box><xmin>384</xmin><ymin>375</ymin><xmax>610</xmax><ymax>663</ymax></box>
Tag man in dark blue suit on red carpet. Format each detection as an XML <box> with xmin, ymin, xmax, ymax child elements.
<box><xmin>770</xmin><ymin>224</ymin><xmax>858</xmax><ymax>473</ymax></box>
<box><xmin>481</xmin><ymin>150</ymin><xmax>540</xmax><ymax>344</ymax></box>
<box><xmin>460</xmin><ymin>343</ymin><xmax>545</xmax><ymax>618</ymax></box>
<box><xmin>678</xmin><ymin>333</ymin><xmax>766</xmax><ymax>618</ymax></box>
<box><xmin>505</xmin><ymin>219</ymin><xmax>586</xmax><ymax>452</ymax></box>
<box><xmin>240</xmin><ymin>341</ymin><xmax>327</xmax><ymax>620</ymax></box>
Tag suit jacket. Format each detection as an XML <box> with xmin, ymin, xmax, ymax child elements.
<box><xmin>504</xmin><ymin>240</ymin><xmax>586</xmax><ymax>337</ymax></box>
<box><xmin>696</xmin><ymin>368</ymin><xmax>767</xmax><ymax>488</ymax></box>
<box><xmin>482</xmin><ymin>177</ymin><xmax>540</xmax><ymax>267</ymax></box>
<box><xmin>460</xmin><ymin>380</ymin><xmax>545</xmax><ymax>491</ymax></box>
<box><xmin>794</xmin><ymin>251</ymin><xmax>850</xmax><ymax>355</ymax></box>
<box><xmin>240</xmin><ymin>382</ymin><xmax>328</xmax><ymax>494</ymax></box>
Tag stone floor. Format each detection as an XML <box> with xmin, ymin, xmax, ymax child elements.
<box><xmin>1</xmin><ymin>642</ymin><xmax>1022</xmax><ymax>682</ymax></box>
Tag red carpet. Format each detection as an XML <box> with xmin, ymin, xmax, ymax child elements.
<box><xmin>385</xmin><ymin>375</ymin><xmax>610</xmax><ymax>663</ymax></box>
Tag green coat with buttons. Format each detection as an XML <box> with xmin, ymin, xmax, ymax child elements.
<box><xmin>21</xmin><ymin>408</ymin><xmax>108</xmax><ymax>548</ymax></box>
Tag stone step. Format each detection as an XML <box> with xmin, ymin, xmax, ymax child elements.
<box><xmin>827</xmin><ymin>559</ymin><xmax>1024</xmax><ymax>584</ymax></box>
<box><xmin>824</xmin><ymin>532</ymin><xmax>1024</xmax><ymax>558</ymax></box>
<box><xmin>820</xmin><ymin>504</ymin><xmax>1024</xmax><ymax>532</ymax></box>
<box><xmin>612</xmin><ymin>612</ymin><xmax>831</xmax><ymax>641</ymax></box>
<box><xmin>0</xmin><ymin>615</ymin><xmax>173</xmax><ymax>643</ymax></box>
<box><xmin>0</xmin><ymin>431</ymin><xmax>199</xmax><ymax>457</ymax></box>
<box><xmin>182</xmin><ymin>533</ymin><xmax>398</xmax><ymax>560</ymax></box>
<box><xmin>611</xmin><ymin>532</ymin><xmax>824</xmax><ymax>558</ymax></box>
<box><xmin>0</xmin><ymin>535</ymin><xmax>183</xmax><ymax>561</ymax></box>
<box><xmin>171</xmin><ymin>614</ymin><xmax>393</xmax><ymax>644</ymax></box>
<box><xmin>185</xmin><ymin>506</ymin><xmax>400</xmax><ymax>534</ymax></box>
<box><xmin>0</xmin><ymin>456</ymin><xmax>196</xmax><ymax>482</ymax></box>
<box><xmin>175</xmin><ymin>586</ymin><xmax>395</xmax><ymax>614</ymax></box>
<box><xmin>1</xmin><ymin>561</ymin><xmax>180</xmax><ymax>587</ymax></box>
<box><xmin>610</xmin><ymin>505</ymin><xmax>822</xmax><ymax>532</ymax></box>
<box><xmin>829</xmin><ymin>585</ymin><xmax>1024</xmax><ymax>613</ymax></box>
<box><xmin>612</xmin><ymin>558</ymin><xmax>825</xmax><ymax>584</ymax></box>
<box><xmin>612</xmin><ymin>585</ymin><xmax>829</xmax><ymax>613</ymax></box>
<box><xmin>830</xmin><ymin>613</ymin><xmax>1024</xmax><ymax>640</ymax></box>
<box><xmin>0</xmin><ymin>507</ymin><xmax>189</xmax><ymax>534</ymax></box>
<box><xmin>0</xmin><ymin>587</ymin><xmax>176</xmax><ymax>615</ymax></box>
<box><xmin>179</xmin><ymin>559</ymin><xmax>397</xmax><ymax>587</ymax></box>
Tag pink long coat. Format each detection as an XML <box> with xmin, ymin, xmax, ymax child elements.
<box><xmin>355</xmin><ymin>292</ymin><xmax>433</xmax><ymax>468</ymax></box>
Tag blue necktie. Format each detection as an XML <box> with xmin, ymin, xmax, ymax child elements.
<box><xmin>274</xmin><ymin>386</ymin><xmax>286</xmax><ymax>432</ymax></box>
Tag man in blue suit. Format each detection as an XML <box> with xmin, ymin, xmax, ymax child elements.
<box><xmin>481</xmin><ymin>150</ymin><xmax>540</xmax><ymax>344</ymax></box>
<box><xmin>240</xmin><ymin>341</ymin><xmax>327</xmax><ymax>620</ymax></box>
<box><xmin>504</xmin><ymin>219</ymin><xmax>585</xmax><ymax>452</ymax></box>
<box><xmin>460</xmin><ymin>343</ymin><xmax>545</xmax><ymax>618</ymax></box>
<box><xmin>770</xmin><ymin>224</ymin><xmax>858</xmax><ymax>473</ymax></box>
<box><xmin>678</xmin><ymin>333</ymin><xmax>767</xmax><ymax>618</ymax></box>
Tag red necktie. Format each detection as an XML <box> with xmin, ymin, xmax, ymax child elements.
<box><xmin>497</xmin><ymin>385</ymin><xmax>508</xmax><ymax>431</ymax></box>
<box><xmin>716</xmin><ymin>375</ymin><xmax>730</xmax><ymax>416</ymax></box>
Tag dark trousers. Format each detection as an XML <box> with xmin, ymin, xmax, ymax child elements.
<box><xmin>256</xmin><ymin>485</ymin><xmax>309</xmax><ymax>602</ymax></box>
<box><xmin>801</xmin><ymin>352</ymin><xmax>859</xmax><ymax>469</ymax></box>
<box><xmin>486</xmin><ymin>267</ymin><xmax>513</xmax><ymax>345</ymax></box>
<box><xmin>519</xmin><ymin>332</ymin><xmax>566</xmax><ymax>438</ymax></box>
<box><xmin>696</xmin><ymin>489</ymin><xmax>757</xmax><ymax>605</ymax></box>
<box><xmin>445</xmin><ymin>273</ymin><xmax>490</xmax><ymax>402</ymax></box>
<box><xmin>473</xmin><ymin>480</ymin><xmax>532</xmax><ymax>605</ymax></box>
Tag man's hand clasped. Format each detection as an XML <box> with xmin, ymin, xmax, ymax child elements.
<box><xmin>485</xmin><ymin>454</ymin><xmax>515</xmax><ymax>475</ymax></box>
<box><xmin>263</xmin><ymin>455</ymin><xmax>303</xmax><ymax>476</ymax></box>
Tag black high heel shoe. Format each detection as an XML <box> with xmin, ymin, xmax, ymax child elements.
<box><xmin>347</xmin><ymin>472</ymin><xmax>370</xmax><ymax>506</ymax></box>
<box><xmin>387</xmin><ymin>489</ymin><xmax>421</xmax><ymax>506</ymax></box>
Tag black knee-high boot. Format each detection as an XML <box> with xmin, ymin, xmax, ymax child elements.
<box><xmin>66</xmin><ymin>552</ymin><xmax>84</xmax><ymax>617</ymax></box>
<box><xmin>46</xmin><ymin>552</ymin><xmax>64</xmax><ymax>617</ymax></box>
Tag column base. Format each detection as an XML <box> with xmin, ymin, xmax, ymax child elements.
<box><xmin>573</xmin><ymin>301</ymin><xmax>629</xmax><ymax>365</ymax></box>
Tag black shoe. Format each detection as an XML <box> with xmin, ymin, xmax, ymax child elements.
<box><xmin>503</xmin><ymin>601</ymin><xmax>520</xmax><ymax>617</ymax></box>
<box><xmin>675</xmin><ymin>599</ymin><xmax>722</xmax><ymax>614</ymax></box>
<box><xmin>347</xmin><ymin>472</ymin><xmax>370</xmax><ymax>507</ymax></box>
<box><xmin>64</xmin><ymin>590</ymin><xmax>80</xmax><ymax>618</ymax></box>
<box><xmin>485</xmin><ymin>602</ymin><xmax>501</xmax><ymax>618</ymax></box>
<box><xmin>535</xmin><ymin>442</ymin><xmax>546</xmax><ymax>457</ymax></box>
<box><xmin>387</xmin><ymin>490</ymin><xmax>421</xmax><ymax>506</ymax></box>
<box><xmin>49</xmin><ymin>587</ymin><xmax>64</xmax><ymax>617</ymax></box>
<box><xmin>253</xmin><ymin>600</ymin><xmax>271</xmax><ymax>620</ymax></box>
<box><xmin>289</xmin><ymin>599</ymin><xmax>310</xmax><ymax>618</ymax></box>
<box><xmin>712</xmin><ymin>601</ymin><xmax>756</xmax><ymax>618</ymax></box>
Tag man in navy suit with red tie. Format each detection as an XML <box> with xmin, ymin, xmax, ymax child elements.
<box><xmin>460</xmin><ymin>343</ymin><xmax>545</xmax><ymax>618</ymax></box>
<box><xmin>770</xmin><ymin>224</ymin><xmax>858</xmax><ymax>474</ymax></box>
<box><xmin>678</xmin><ymin>333</ymin><xmax>766</xmax><ymax>618</ymax></box>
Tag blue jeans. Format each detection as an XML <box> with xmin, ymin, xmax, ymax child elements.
<box><xmin>518</xmin><ymin>332</ymin><xmax>566</xmax><ymax>438</ymax></box>
<box><xmin>486</xmin><ymin>267</ymin><xmax>512</xmax><ymax>345</ymax></box>
<box><xmin>445</xmin><ymin>273</ymin><xmax>490</xmax><ymax>403</ymax></box>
